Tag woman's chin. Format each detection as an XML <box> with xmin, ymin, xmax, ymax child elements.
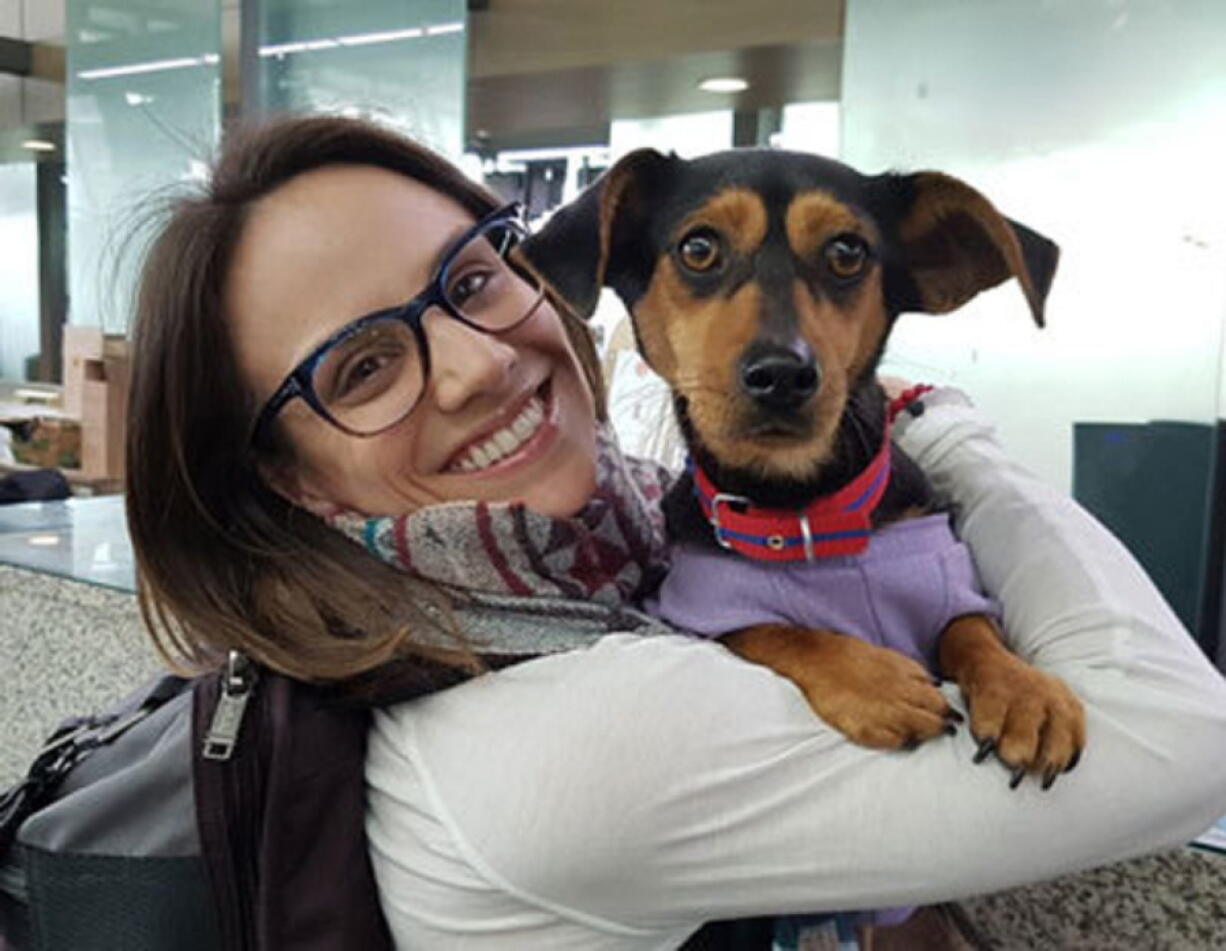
<box><xmin>512</xmin><ymin>452</ymin><xmax>598</xmax><ymax>519</ymax></box>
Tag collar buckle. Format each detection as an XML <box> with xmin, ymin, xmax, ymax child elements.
<box><xmin>708</xmin><ymin>491</ymin><xmax>750</xmax><ymax>551</ymax></box>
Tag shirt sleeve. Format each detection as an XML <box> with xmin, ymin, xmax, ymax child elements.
<box><xmin>369</xmin><ymin>395</ymin><xmax>1226</xmax><ymax>934</ymax></box>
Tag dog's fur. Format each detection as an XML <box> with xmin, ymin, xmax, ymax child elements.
<box><xmin>522</xmin><ymin>148</ymin><xmax>1084</xmax><ymax>785</ymax></box>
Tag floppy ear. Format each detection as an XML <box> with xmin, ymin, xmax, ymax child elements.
<box><xmin>873</xmin><ymin>171</ymin><xmax>1059</xmax><ymax>327</ymax></box>
<box><xmin>519</xmin><ymin>148</ymin><xmax>677</xmax><ymax>319</ymax></box>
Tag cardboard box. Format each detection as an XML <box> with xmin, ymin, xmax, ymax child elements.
<box><xmin>79</xmin><ymin>355</ymin><xmax>129</xmax><ymax>480</ymax></box>
<box><xmin>62</xmin><ymin>326</ymin><xmax>126</xmax><ymax>419</ymax></box>
<box><xmin>60</xmin><ymin>326</ymin><xmax>129</xmax><ymax>481</ymax></box>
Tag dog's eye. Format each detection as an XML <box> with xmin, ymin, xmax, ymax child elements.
<box><xmin>677</xmin><ymin>230</ymin><xmax>723</xmax><ymax>273</ymax></box>
<box><xmin>824</xmin><ymin>234</ymin><xmax>870</xmax><ymax>280</ymax></box>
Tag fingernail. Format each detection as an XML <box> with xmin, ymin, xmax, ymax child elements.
<box><xmin>1009</xmin><ymin>766</ymin><xmax>1026</xmax><ymax>790</ymax></box>
<box><xmin>973</xmin><ymin>738</ymin><xmax>995</xmax><ymax>764</ymax></box>
<box><xmin>1042</xmin><ymin>769</ymin><xmax>1058</xmax><ymax>791</ymax></box>
<box><xmin>1064</xmin><ymin>750</ymin><xmax>1081</xmax><ymax>773</ymax></box>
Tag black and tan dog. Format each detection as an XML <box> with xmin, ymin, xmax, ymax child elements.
<box><xmin>523</xmin><ymin>148</ymin><xmax>1085</xmax><ymax>787</ymax></box>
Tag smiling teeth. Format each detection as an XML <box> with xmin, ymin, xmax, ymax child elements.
<box><xmin>453</xmin><ymin>396</ymin><xmax>546</xmax><ymax>473</ymax></box>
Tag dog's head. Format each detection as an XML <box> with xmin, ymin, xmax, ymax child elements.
<box><xmin>521</xmin><ymin>148</ymin><xmax>1058</xmax><ymax>482</ymax></box>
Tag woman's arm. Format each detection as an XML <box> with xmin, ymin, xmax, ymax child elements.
<box><xmin>368</xmin><ymin>396</ymin><xmax>1226</xmax><ymax>935</ymax></box>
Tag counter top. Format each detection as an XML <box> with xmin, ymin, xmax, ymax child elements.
<box><xmin>0</xmin><ymin>495</ymin><xmax>134</xmax><ymax>592</ymax></box>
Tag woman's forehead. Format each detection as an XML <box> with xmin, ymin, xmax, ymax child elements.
<box><xmin>248</xmin><ymin>164</ymin><xmax>473</xmax><ymax>261</ymax></box>
<box><xmin>226</xmin><ymin>165</ymin><xmax>474</xmax><ymax>398</ymax></box>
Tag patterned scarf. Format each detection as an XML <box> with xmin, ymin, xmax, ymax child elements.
<box><xmin>327</xmin><ymin>427</ymin><xmax>672</xmax><ymax>609</ymax></box>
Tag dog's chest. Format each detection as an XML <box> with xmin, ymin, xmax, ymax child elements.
<box><xmin>647</xmin><ymin>514</ymin><xmax>998</xmax><ymax>670</ymax></box>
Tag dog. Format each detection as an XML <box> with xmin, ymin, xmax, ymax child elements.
<box><xmin>521</xmin><ymin>147</ymin><xmax>1085</xmax><ymax>791</ymax></box>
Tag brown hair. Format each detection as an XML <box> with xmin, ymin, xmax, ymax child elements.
<box><xmin>126</xmin><ymin>115</ymin><xmax>604</xmax><ymax>683</ymax></box>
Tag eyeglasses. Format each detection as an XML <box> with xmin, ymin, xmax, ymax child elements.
<box><xmin>249</xmin><ymin>202</ymin><xmax>543</xmax><ymax>446</ymax></box>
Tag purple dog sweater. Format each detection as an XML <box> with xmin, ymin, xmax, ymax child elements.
<box><xmin>648</xmin><ymin>511</ymin><xmax>999</xmax><ymax>933</ymax></box>
<box><xmin>648</xmin><ymin>513</ymin><xmax>1000</xmax><ymax>672</ymax></box>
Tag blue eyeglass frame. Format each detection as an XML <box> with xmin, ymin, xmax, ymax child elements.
<box><xmin>249</xmin><ymin>201</ymin><xmax>532</xmax><ymax>446</ymax></box>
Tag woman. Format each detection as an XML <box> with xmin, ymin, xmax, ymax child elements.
<box><xmin>126</xmin><ymin>116</ymin><xmax>1226</xmax><ymax>949</ymax></box>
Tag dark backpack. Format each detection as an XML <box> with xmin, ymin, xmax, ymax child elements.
<box><xmin>0</xmin><ymin>648</ymin><xmax>768</xmax><ymax>951</ymax></box>
<box><xmin>0</xmin><ymin>654</ymin><xmax>391</xmax><ymax>951</ymax></box>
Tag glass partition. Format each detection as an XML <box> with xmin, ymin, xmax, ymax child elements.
<box><xmin>254</xmin><ymin>0</ymin><xmax>466</xmax><ymax>159</ymax></box>
<box><xmin>0</xmin><ymin>163</ymin><xmax>39</xmax><ymax>380</ymax></box>
<box><xmin>842</xmin><ymin>0</ymin><xmax>1226</xmax><ymax>488</ymax></box>
<box><xmin>65</xmin><ymin>0</ymin><xmax>222</xmax><ymax>331</ymax></box>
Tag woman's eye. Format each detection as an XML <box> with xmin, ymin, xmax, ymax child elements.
<box><xmin>677</xmin><ymin>230</ymin><xmax>723</xmax><ymax>273</ymax></box>
<box><xmin>448</xmin><ymin>269</ymin><xmax>494</xmax><ymax>308</ymax></box>
<box><xmin>824</xmin><ymin>234</ymin><xmax>870</xmax><ymax>280</ymax></box>
<box><xmin>338</xmin><ymin>354</ymin><xmax>392</xmax><ymax>397</ymax></box>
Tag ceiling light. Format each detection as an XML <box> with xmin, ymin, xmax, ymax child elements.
<box><xmin>21</xmin><ymin>140</ymin><xmax>56</xmax><ymax>152</ymax></box>
<box><xmin>78</xmin><ymin>56</ymin><xmax>208</xmax><ymax>80</ymax></box>
<box><xmin>698</xmin><ymin>77</ymin><xmax>749</xmax><ymax>94</ymax></box>
<box><xmin>337</xmin><ymin>27</ymin><xmax>424</xmax><ymax>47</ymax></box>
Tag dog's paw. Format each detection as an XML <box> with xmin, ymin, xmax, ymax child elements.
<box><xmin>788</xmin><ymin>633</ymin><xmax>958</xmax><ymax>750</ymax></box>
<box><xmin>959</xmin><ymin>652</ymin><xmax>1086</xmax><ymax>790</ymax></box>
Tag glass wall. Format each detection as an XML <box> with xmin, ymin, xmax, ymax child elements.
<box><xmin>842</xmin><ymin>0</ymin><xmax>1226</xmax><ymax>489</ymax></box>
<box><xmin>65</xmin><ymin>0</ymin><xmax>223</xmax><ymax>331</ymax></box>
<box><xmin>842</xmin><ymin>0</ymin><xmax>1226</xmax><ymax>651</ymax></box>
<box><xmin>255</xmin><ymin>0</ymin><xmax>466</xmax><ymax>159</ymax></box>
<box><xmin>0</xmin><ymin>162</ymin><xmax>39</xmax><ymax>380</ymax></box>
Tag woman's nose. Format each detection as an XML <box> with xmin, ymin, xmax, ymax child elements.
<box><xmin>424</xmin><ymin>310</ymin><xmax>518</xmax><ymax>412</ymax></box>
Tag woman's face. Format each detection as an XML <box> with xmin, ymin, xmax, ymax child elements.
<box><xmin>227</xmin><ymin>164</ymin><xmax>598</xmax><ymax>519</ymax></box>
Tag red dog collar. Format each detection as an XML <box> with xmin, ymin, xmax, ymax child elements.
<box><xmin>690</xmin><ymin>385</ymin><xmax>932</xmax><ymax>563</ymax></box>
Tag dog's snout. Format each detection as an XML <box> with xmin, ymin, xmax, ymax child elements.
<box><xmin>738</xmin><ymin>342</ymin><xmax>821</xmax><ymax>412</ymax></box>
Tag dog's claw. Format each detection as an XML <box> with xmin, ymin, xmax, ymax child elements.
<box><xmin>1009</xmin><ymin>766</ymin><xmax>1026</xmax><ymax>790</ymax></box>
<box><xmin>1064</xmin><ymin>749</ymin><xmax>1081</xmax><ymax>773</ymax></box>
<box><xmin>1041</xmin><ymin>769</ymin><xmax>1058</xmax><ymax>791</ymax></box>
<box><xmin>946</xmin><ymin>709</ymin><xmax>964</xmax><ymax>724</ymax></box>
<box><xmin>943</xmin><ymin>723</ymin><xmax>957</xmax><ymax>737</ymax></box>
<box><xmin>973</xmin><ymin>738</ymin><xmax>995</xmax><ymax>764</ymax></box>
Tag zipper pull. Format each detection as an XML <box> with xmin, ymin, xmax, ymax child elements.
<box><xmin>202</xmin><ymin>651</ymin><xmax>258</xmax><ymax>761</ymax></box>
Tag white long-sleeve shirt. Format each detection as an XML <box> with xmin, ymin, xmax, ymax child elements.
<box><xmin>365</xmin><ymin>395</ymin><xmax>1226</xmax><ymax>950</ymax></box>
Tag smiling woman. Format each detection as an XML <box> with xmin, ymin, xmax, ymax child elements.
<box><xmin>125</xmin><ymin>115</ymin><xmax>606</xmax><ymax>680</ymax></box>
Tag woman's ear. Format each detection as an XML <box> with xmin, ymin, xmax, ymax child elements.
<box><xmin>870</xmin><ymin>171</ymin><xmax>1059</xmax><ymax>327</ymax></box>
<box><xmin>257</xmin><ymin>459</ymin><xmax>343</xmax><ymax>518</ymax></box>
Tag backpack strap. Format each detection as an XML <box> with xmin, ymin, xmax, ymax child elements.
<box><xmin>193</xmin><ymin>656</ymin><xmax>393</xmax><ymax>950</ymax></box>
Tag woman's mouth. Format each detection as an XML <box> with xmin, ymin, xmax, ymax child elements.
<box><xmin>445</xmin><ymin>382</ymin><xmax>555</xmax><ymax>475</ymax></box>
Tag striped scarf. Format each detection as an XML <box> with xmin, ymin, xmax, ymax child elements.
<box><xmin>327</xmin><ymin>427</ymin><xmax>672</xmax><ymax>608</ymax></box>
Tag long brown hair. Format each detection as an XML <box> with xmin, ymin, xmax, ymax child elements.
<box><xmin>126</xmin><ymin>115</ymin><xmax>604</xmax><ymax>682</ymax></box>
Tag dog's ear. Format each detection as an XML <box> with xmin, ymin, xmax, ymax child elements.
<box><xmin>519</xmin><ymin>148</ymin><xmax>677</xmax><ymax>318</ymax></box>
<box><xmin>871</xmin><ymin>171</ymin><xmax>1059</xmax><ymax>327</ymax></box>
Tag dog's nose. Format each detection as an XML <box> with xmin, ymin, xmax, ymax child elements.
<box><xmin>738</xmin><ymin>342</ymin><xmax>821</xmax><ymax>412</ymax></box>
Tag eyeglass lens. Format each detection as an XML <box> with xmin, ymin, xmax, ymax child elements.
<box><xmin>312</xmin><ymin>219</ymin><xmax>538</xmax><ymax>435</ymax></box>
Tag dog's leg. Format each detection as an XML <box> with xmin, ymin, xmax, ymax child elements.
<box><xmin>723</xmin><ymin>625</ymin><xmax>958</xmax><ymax>750</ymax></box>
<box><xmin>938</xmin><ymin>614</ymin><xmax>1085</xmax><ymax>788</ymax></box>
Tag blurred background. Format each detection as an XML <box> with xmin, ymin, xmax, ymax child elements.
<box><xmin>0</xmin><ymin>0</ymin><xmax>1223</xmax><ymax>668</ymax></box>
